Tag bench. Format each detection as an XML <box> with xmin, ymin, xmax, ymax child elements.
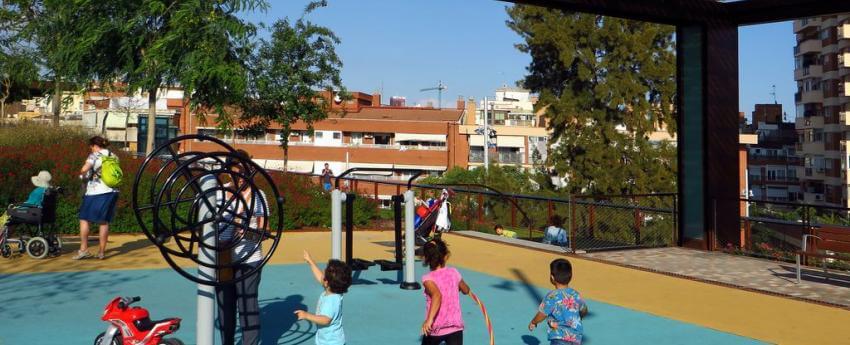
<box><xmin>796</xmin><ymin>226</ymin><xmax>850</xmax><ymax>283</ymax></box>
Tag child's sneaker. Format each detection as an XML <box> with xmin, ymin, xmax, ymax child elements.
<box><xmin>96</xmin><ymin>252</ymin><xmax>105</xmax><ymax>260</ymax></box>
<box><xmin>71</xmin><ymin>250</ymin><xmax>91</xmax><ymax>260</ymax></box>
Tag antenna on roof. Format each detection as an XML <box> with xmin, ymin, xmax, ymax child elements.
<box><xmin>770</xmin><ymin>84</ymin><xmax>777</xmax><ymax>104</ymax></box>
<box><xmin>420</xmin><ymin>80</ymin><xmax>447</xmax><ymax>109</ymax></box>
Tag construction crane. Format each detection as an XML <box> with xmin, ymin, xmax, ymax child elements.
<box><xmin>420</xmin><ymin>80</ymin><xmax>447</xmax><ymax>109</ymax></box>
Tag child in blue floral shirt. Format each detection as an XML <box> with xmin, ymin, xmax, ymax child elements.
<box><xmin>528</xmin><ymin>258</ymin><xmax>588</xmax><ymax>345</ymax></box>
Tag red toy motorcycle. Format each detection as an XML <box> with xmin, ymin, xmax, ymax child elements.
<box><xmin>94</xmin><ymin>296</ymin><xmax>184</xmax><ymax>345</ymax></box>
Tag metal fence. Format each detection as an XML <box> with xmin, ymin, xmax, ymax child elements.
<box><xmin>725</xmin><ymin>198</ymin><xmax>850</xmax><ymax>270</ymax></box>
<box><xmin>288</xmin><ymin>171</ymin><xmax>678</xmax><ymax>252</ymax></box>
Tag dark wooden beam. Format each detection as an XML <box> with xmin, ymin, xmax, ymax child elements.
<box><xmin>504</xmin><ymin>0</ymin><xmax>726</xmax><ymax>25</ymax></box>
<box><xmin>726</xmin><ymin>0</ymin><xmax>850</xmax><ymax>26</ymax></box>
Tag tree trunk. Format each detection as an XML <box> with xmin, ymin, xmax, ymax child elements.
<box><xmin>125</xmin><ymin>109</ymin><xmax>130</xmax><ymax>150</ymax></box>
<box><xmin>52</xmin><ymin>80</ymin><xmax>62</xmax><ymax>126</ymax></box>
<box><xmin>283</xmin><ymin>145</ymin><xmax>289</xmax><ymax>172</ymax></box>
<box><xmin>146</xmin><ymin>87</ymin><xmax>157</xmax><ymax>154</ymax></box>
<box><xmin>1</xmin><ymin>77</ymin><xmax>9</xmax><ymax>119</ymax></box>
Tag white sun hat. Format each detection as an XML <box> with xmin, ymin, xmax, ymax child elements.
<box><xmin>31</xmin><ymin>170</ymin><xmax>52</xmax><ymax>188</ymax></box>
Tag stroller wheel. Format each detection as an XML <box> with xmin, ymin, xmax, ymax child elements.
<box><xmin>1</xmin><ymin>243</ymin><xmax>10</xmax><ymax>258</ymax></box>
<box><xmin>158</xmin><ymin>338</ymin><xmax>185</xmax><ymax>345</ymax></box>
<box><xmin>26</xmin><ymin>236</ymin><xmax>49</xmax><ymax>259</ymax></box>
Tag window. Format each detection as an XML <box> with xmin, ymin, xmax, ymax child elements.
<box><xmin>333</xmin><ymin>132</ymin><xmax>341</xmax><ymax>140</ymax></box>
<box><xmin>351</xmin><ymin>132</ymin><xmax>363</xmax><ymax>144</ymax></box>
<box><xmin>315</xmin><ymin>132</ymin><xmax>324</xmax><ymax>139</ymax></box>
<box><xmin>375</xmin><ymin>134</ymin><xmax>390</xmax><ymax>145</ymax></box>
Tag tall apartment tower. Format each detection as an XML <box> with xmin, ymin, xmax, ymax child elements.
<box><xmin>794</xmin><ymin>15</ymin><xmax>850</xmax><ymax>206</ymax></box>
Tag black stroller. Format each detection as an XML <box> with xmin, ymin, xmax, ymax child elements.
<box><xmin>1</xmin><ymin>187</ymin><xmax>64</xmax><ymax>259</ymax></box>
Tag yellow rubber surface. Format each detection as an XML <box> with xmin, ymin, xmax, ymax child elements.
<box><xmin>3</xmin><ymin>231</ymin><xmax>849</xmax><ymax>344</ymax></box>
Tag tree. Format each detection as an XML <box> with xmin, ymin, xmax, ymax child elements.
<box><xmin>0</xmin><ymin>0</ymin><xmax>37</xmax><ymax>118</ymax></box>
<box><xmin>507</xmin><ymin>6</ymin><xmax>678</xmax><ymax>195</ymax></box>
<box><xmin>4</xmin><ymin>0</ymin><xmax>125</xmax><ymax>125</ymax></box>
<box><xmin>117</xmin><ymin>0</ymin><xmax>266</xmax><ymax>154</ymax></box>
<box><xmin>239</xmin><ymin>1</ymin><xmax>347</xmax><ymax>170</ymax></box>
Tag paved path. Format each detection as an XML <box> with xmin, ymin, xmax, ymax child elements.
<box><xmin>584</xmin><ymin>247</ymin><xmax>850</xmax><ymax>308</ymax></box>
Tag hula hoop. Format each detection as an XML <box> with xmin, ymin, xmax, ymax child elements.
<box><xmin>469</xmin><ymin>292</ymin><xmax>495</xmax><ymax>345</ymax></box>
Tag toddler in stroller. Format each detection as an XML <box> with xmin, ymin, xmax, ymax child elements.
<box><xmin>414</xmin><ymin>189</ymin><xmax>453</xmax><ymax>246</ymax></box>
<box><xmin>1</xmin><ymin>171</ymin><xmax>64</xmax><ymax>259</ymax></box>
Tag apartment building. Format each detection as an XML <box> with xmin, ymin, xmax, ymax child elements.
<box><xmin>745</xmin><ymin>104</ymin><xmax>802</xmax><ymax>202</ymax></box>
<box><xmin>793</xmin><ymin>14</ymin><xmax>850</xmax><ymax>206</ymax></box>
<box><xmin>461</xmin><ymin>87</ymin><xmax>550</xmax><ymax>169</ymax></box>
<box><xmin>178</xmin><ymin>91</ymin><xmax>469</xmax><ymax>200</ymax></box>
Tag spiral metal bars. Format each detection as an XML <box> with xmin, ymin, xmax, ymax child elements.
<box><xmin>131</xmin><ymin>135</ymin><xmax>284</xmax><ymax>286</ymax></box>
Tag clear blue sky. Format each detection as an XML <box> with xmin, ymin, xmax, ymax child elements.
<box><xmin>244</xmin><ymin>1</ymin><xmax>796</xmax><ymax>115</ymax></box>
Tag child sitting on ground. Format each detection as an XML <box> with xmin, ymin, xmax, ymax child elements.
<box><xmin>421</xmin><ymin>238</ymin><xmax>470</xmax><ymax>345</ymax></box>
<box><xmin>494</xmin><ymin>224</ymin><xmax>517</xmax><ymax>239</ymax></box>
<box><xmin>528</xmin><ymin>258</ymin><xmax>588</xmax><ymax>345</ymax></box>
<box><xmin>295</xmin><ymin>250</ymin><xmax>353</xmax><ymax>345</ymax></box>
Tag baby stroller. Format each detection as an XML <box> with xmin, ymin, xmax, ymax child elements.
<box><xmin>414</xmin><ymin>189</ymin><xmax>453</xmax><ymax>246</ymax></box>
<box><xmin>1</xmin><ymin>187</ymin><xmax>64</xmax><ymax>259</ymax></box>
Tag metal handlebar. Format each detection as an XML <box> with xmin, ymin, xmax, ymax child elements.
<box><xmin>334</xmin><ymin>168</ymin><xmax>426</xmax><ymax>190</ymax></box>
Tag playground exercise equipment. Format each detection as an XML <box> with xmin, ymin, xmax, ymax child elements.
<box><xmin>131</xmin><ymin>135</ymin><xmax>284</xmax><ymax>345</ymax></box>
<box><xmin>331</xmin><ymin>168</ymin><xmax>424</xmax><ymax>290</ymax></box>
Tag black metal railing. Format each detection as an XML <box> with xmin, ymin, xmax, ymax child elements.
<box><xmin>718</xmin><ymin>198</ymin><xmax>850</xmax><ymax>271</ymax></box>
<box><xmin>286</xmin><ymin>170</ymin><xmax>677</xmax><ymax>252</ymax></box>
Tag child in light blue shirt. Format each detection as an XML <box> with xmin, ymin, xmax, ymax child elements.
<box><xmin>296</xmin><ymin>251</ymin><xmax>353</xmax><ymax>345</ymax></box>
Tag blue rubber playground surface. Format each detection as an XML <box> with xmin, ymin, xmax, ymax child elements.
<box><xmin>0</xmin><ymin>264</ymin><xmax>765</xmax><ymax>345</ymax></box>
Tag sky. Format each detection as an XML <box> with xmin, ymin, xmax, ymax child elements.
<box><xmin>244</xmin><ymin>0</ymin><xmax>796</xmax><ymax>116</ymax></box>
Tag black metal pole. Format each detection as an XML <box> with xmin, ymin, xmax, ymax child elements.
<box><xmin>345</xmin><ymin>193</ymin><xmax>356</xmax><ymax>264</ymax></box>
<box><xmin>393</xmin><ymin>194</ymin><xmax>403</xmax><ymax>264</ymax></box>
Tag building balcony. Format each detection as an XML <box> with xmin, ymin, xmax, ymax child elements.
<box><xmin>794</xmin><ymin>39</ymin><xmax>822</xmax><ymax>56</ymax></box>
<box><xmin>231</xmin><ymin>139</ymin><xmax>449</xmax><ymax>151</ymax></box>
<box><xmin>801</xmin><ymin>141</ymin><xmax>824</xmax><ymax>154</ymax></box>
<box><xmin>795</xmin><ymin>115</ymin><xmax>823</xmax><ymax>129</ymax></box>
<box><xmin>795</xmin><ymin>90</ymin><xmax>823</xmax><ymax>104</ymax></box>
<box><xmin>794</xmin><ymin>65</ymin><xmax>822</xmax><ymax>80</ymax></box>
<box><xmin>794</xmin><ymin>18</ymin><xmax>821</xmax><ymax>33</ymax></box>
<box><xmin>840</xmin><ymin>23</ymin><xmax>850</xmax><ymax>39</ymax></box>
<box><xmin>840</xmin><ymin>52</ymin><xmax>850</xmax><ymax>68</ymax></box>
<box><xmin>803</xmin><ymin>192</ymin><xmax>825</xmax><ymax>204</ymax></box>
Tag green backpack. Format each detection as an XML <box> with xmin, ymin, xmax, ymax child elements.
<box><xmin>99</xmin><ymin>152</ymin><xmax>123</xmax><ymax>188</ymax></box>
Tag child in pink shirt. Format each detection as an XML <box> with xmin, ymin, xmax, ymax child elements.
<box><xmin>421</xmin><ymin>238</ymin><xmax>470</xmax><ymax>345</ymax></box>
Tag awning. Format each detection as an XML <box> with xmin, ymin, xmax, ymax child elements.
<box><xmin>394</xmin><ymin>164</ymin><xmax>447</xmax><ymax>171</ymax></box>
<box><xmin>347</xmin><ymin>162</ymin><xmax>394</xmax><ymax>176</ymax></box>
<box><xmin>497</xmin><ymin>136</ymin><xmax>525</xmax><ymax>148</ymax></box>
<box><xmin>394</xmin><ymin>133</ymin><xmax>446</xmax><ymax>143</ymax></box>
<box><xmin>469</xmin><ymin>135</ymin><xmax>486</xmax><ymax>147</ymax></box>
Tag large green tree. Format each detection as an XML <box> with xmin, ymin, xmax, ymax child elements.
<box><xmin>239</xmin><ymin>1</ymin><xmax>346</xmax><ymax>170</ymax></box>
<box><xmin>116</xmin><ymin>0</ymin><xmax>266</xmax><ymax>154</ymax></box>
<box><xmin>507</xmin><ymin>6</ymin><xmax>677</xmax><ymax>195</ymax></box>
<box><xmin>3</xmin><ymin>0</ymin><xmax>124</xmax><ymax>124</ymax></box>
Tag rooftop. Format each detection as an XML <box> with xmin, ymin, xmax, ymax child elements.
<box><xmin>328</xmin><ymin>106</ymin><xmax>464</xmax><ymax>122</ymax></box>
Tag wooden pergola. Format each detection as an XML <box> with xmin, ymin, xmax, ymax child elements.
<box><xmin>504</xmin><ymin>0</ymin><xmax>850</xmax><ymax>249</ymax></box>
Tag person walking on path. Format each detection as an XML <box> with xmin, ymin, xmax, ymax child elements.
<box><xmin>73</xmin><ymin>136</ymin><xmax>119</xmax><ymax>260</ymax></box>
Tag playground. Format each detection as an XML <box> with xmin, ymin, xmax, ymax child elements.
<box><xmin>2</xmin><ymin>231</ymin><xmax>849</xmax><ymax>345</ymax></box>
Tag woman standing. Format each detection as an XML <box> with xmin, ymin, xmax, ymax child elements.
<box><xmin>216</xmin><ymin>149</ymin><xmax>267</xmax><ymax>345</ymax></box>
<box><xmin>73</xmin><ymin>136</ymin><xmax>119</xmax><ymax>260</ymax></box>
